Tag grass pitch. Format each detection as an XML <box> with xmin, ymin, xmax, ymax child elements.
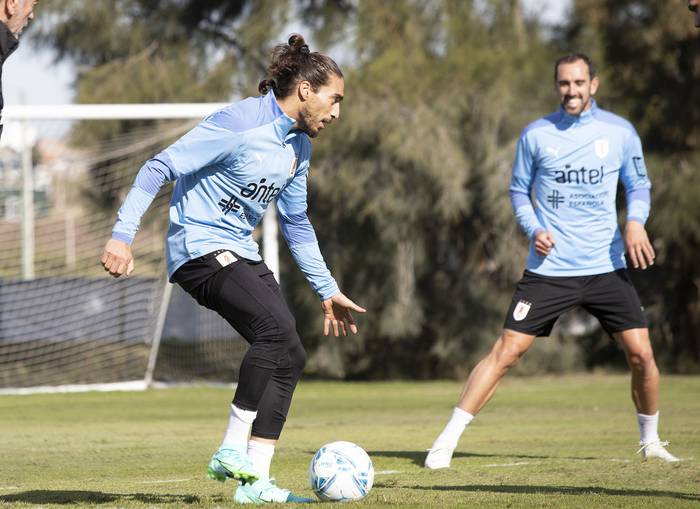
<box><xmin>0</xmin><ymin>375</ymin><xmax>698</xmax><ymax>508</ymax></box>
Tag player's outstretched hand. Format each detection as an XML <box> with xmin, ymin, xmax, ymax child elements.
<box><xmin>321</xmin><ymin>292</ymin><xmax>366</xmax><ymax>337</ymax></box>
<box><xmin>534</xmin><ymin>230</ymin><xmax>556</xmax><ymax>257</ymax></box>
<box><xmin>624</xmin><ymin>221</ymin><xmax>655</xmax><ymax>270</ymax></box>
<box><xmin>101</xmin><ymin>239</ymin><xmax>134</xmax><ymax>278</ymax></box>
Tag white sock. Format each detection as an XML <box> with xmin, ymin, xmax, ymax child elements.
<box><xmin>431</xmin><ymin>407</ymin><xmax>474</xmax><ymax>448</ymax></box>
<box><xmin>637</xmin><ymin>411</ymin><xmax>660</xmax><ymax>444</ymax></box>
<box><xmin>221</xmin><ymin>403</ymin><xmax>257</xmax><ymax>449</ymax></box>
<box><xmin>248</xmin><ymin>440</ymin><xmax>275</xmax><ymax>479</ymax></box>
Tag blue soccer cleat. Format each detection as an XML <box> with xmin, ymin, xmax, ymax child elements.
<box><xmin>207</xmin><ymin>446</ymin><xmax>259</xmax><ymax>485</ymax></box>
<box><xmin>233</xmin><ymin>477</ymin><xmax>316</xmax><ymax>504</ymax></box>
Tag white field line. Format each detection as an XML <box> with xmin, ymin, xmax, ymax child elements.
<box><xmin>0</xmin><ymin>380</ymin><xmax>147</xmax><ymax>395</ymax></box>
<box><xmin>482</xmin><ymin>456</ymin><xmax>693</xmax><ymax>467</ymax></box>
<box><xmin>375</xmin><ymin>470</ymin><xmax>402</xmax><ymax>475</ymax></box>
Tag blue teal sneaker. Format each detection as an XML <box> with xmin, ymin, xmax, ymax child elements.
<box><xmin>207</xmin><ymin>446</ymin><xmax>259</xmax><ymax>485</ymax></box>
<box><xmin>233</xmin><ymin>478</ymin><xmax>315</xmax><ymax>504</ymax></box>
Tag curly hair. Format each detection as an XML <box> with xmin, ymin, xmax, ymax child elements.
<box><xmin>258</xmin><ymin>34</ymin><xmax>343</xmax><ymax>98</ymax></box>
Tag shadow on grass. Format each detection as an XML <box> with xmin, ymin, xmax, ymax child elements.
<box><xmin>403</xmin><ymin>484</ymin><xmax>700</xmax><ymax>501</ymax></box>
<box><xmin>0</xmin><ymin>490</ymin><xmax>200</xmax><ymax>505</ymax></box>
<box><xmin>365</xmin><ymin>450</ymin><xmax>580</xmax><ymax>467</ymax></box>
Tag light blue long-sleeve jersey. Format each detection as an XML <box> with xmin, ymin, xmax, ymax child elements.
<box><xmin>112</xmin><ymin>91</ymin><xmax>340</xmax><ymax>300</ymax></box>
<box><xmin>510</xmin><ymin>100</ymin><xmax>651</xmax><ymax>276</ymax></box>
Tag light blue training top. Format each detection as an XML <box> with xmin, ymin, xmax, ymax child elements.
<box><xmin>112</xmin><ymin>91</ymin><xmax>339</xmax><ymax>300</ymax></box>
<box><xmin>510</xmin><ymin>100</ymin><xmax>651</xmax><ymax>277</ymax></box>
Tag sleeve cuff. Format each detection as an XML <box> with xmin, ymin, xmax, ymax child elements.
<box><xmin>318</xmin><ymin>282</ymin><xmax>340</xmax><ymax>301</ymax></box>
<box><xmin>627</xmin><ymin>216</ymin><xmax>646</xmax><ymax>226</ymax></box>
<box><xmin>111</xmin><ymin>231</ymin><xmax>134</xmax><ymax>245</ymax></box>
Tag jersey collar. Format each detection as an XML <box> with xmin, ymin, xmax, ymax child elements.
<box><xmin>266</xmin><ymin>91</ymin><xmax>297</xmax><ymax>142</ymax></box>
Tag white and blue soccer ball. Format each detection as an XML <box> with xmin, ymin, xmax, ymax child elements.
<box><xmin>308</xmin><ymin>441</ymin><xmax>374</xmax><ymax>501</ymax></box>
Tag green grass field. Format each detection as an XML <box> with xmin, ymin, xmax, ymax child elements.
<box><xmin>1</xmin><ymin>375</ymin><xmax>698</xmax><ymax>508</ymax></box>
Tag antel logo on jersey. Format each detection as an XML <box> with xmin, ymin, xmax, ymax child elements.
<box><xmin>218</xmin><ymin>178</ymin><xmax>283</xmax><ymax>216</ymax></box>
<box><xmin>554</xmin><ymin>165</ymin><xmax>605</xmax><ymax>185</ymax></box>
<box><xmin>240</xmin><ymin>178</ymin><xmax>281</xmax><ymax>204</ymax></box>
<box><xmin>594</xmin><ymin>138</ymin><xmax>609</xmax><ymax>159</ymax></box>
<box><xmin>512</xmin><ymin>300</ymin><xmax>532</xmax><ymax>321</ymax></box>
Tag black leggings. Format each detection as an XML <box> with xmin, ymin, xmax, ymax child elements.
<box><xmin>173</xmin><ymin>255</ymin><xmax>306</xmax><ymax>440</ymax></box>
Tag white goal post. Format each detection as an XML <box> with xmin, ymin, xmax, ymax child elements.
<box><xmin>0</xmin><ymin>103</ymin><xmax>279</xmax><ymax>394</ymax></box>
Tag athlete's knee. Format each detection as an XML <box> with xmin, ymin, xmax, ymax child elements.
<box><xmin>289</xmin><ymin>341</ymin><xmax>307</xmax><ymax>379</ymax></box>
<box><xmin>628</xmin><ymin>347</ymin><xmax>656</xmax><ymax>372</ymax></box>
<box><xmin>488</xmin><ymin>344</ymin><xmax>519</xmax><ymax>372</ymax></box>
<box><xmin>494</xmin><ymin>331</ymin><xmax>531</xmax><ymax>368</ymax></box>
<box><xmin>279</xmin><ymin>309</ymin><xmax>298</xmax><ymax>339</ymax></box>
<box><xmin>495</xmin><ymin>347</ymin><xmax>523</xmax><ymax>370</ymax></box>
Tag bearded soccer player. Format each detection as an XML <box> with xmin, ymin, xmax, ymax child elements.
<box><xmin>424</xmin><ymin>53</ymin><xmax>679</xmax><ymax>469</ymax></box>
<box><xmin>101</xmin><ymin>34</ymin><xmax>366</xmax><ymax>504</ymax></box>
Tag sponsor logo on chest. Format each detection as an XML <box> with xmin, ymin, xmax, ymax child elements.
<box><xmin>553</xmin><ymin>165</ymin><xmax>605</xmax><ymax>185</ymax></box>
<box><xmin>218</xmin><ymin>177</ymin><xmax>284</xmax><ymax>222</ymax></box>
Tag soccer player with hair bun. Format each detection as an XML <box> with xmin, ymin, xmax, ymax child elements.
<box><xmin>101</xmin><ymin>34</ymin><xmax>364</xmax><ymax>504</ymax></box>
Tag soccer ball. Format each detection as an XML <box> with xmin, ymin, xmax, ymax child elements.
<box><xmin>308</xmin><ymin>441</ymin><xmax>374</xmax><ymax>501</ymax></box>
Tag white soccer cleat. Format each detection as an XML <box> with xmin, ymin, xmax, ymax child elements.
<box><xmin>637</xmin><ymin>440</ymin><xmax>680</xmax><ymax>463</ymax></box>
<box><xmin>424</xmin><ymin>445</ymin><xmax>455</xmax><ymax>469</ymax></box>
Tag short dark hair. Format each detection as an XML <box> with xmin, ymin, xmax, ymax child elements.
<box><xmin>258</xmin><ymin>34</ymin><xmax>343</xmax><ymax>98</ymax></box>
<box><xmin>554</xmin><ymin>53</ymin><xmax>597</xmax><ymax>82</ymax></box>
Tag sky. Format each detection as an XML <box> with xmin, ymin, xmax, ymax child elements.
<box><xmin>3</xmin><ymin>0</ymin><xmax>572</xmax><ymax>108</ymax></box>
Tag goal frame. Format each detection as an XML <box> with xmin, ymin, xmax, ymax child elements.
<box><xmin>0</xmin><ymin>102</ymin><xmax>280</xmax><ymax>394</ymax></box>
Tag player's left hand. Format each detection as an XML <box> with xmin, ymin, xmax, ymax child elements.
<box><xmin>321</xmin><ymin>292</ymin><xmax>366</xmax><ymax>337</ymax></box>
<box><xmin>624</xmin><ymin>221</ymin><xmax>655</xmax><ymax>270</ymax></box>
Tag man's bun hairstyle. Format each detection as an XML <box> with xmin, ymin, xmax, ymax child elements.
<box><xmin>259</xmin><ymin>34</ymin><xmax>342</xmax><ymax>98</ymax></box>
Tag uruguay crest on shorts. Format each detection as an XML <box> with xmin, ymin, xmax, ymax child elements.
<box><xmin>512</xmin><ymin>300</ymin><xmax>532</xmax><ymax>321</ymax></box>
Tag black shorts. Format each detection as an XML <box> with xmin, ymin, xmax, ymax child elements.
<box><xmin>503</xmin><ymin>269</ymin><xmax>648</xmax><ymax>337</ymax></box>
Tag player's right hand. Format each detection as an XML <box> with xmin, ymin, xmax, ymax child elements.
<box><xmin>534</xmin><ymin>230</ymin><xmax>555</xmax><ymax>257</ymax></box>
<box><xmin>101</xmin><ymin>239</ymin><xmax>134</xmax><ymax>278</ymax></box>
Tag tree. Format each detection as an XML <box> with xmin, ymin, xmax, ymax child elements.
<box><xmin>287</xmin><ymin>0</ymin><xmax>558</xmax><ymax>378</ymax></box>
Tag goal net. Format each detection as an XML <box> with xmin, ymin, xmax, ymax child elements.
<box><xmin>0</xmin><ymin>104</ymin><xmax>271</xmax><ymax>393</ymax></box>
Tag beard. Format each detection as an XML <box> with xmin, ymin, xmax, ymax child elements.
<box><xmin>296</xmin><ymin>106</ymin><xmax>320</xmax><ymax>138</ymax></box>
